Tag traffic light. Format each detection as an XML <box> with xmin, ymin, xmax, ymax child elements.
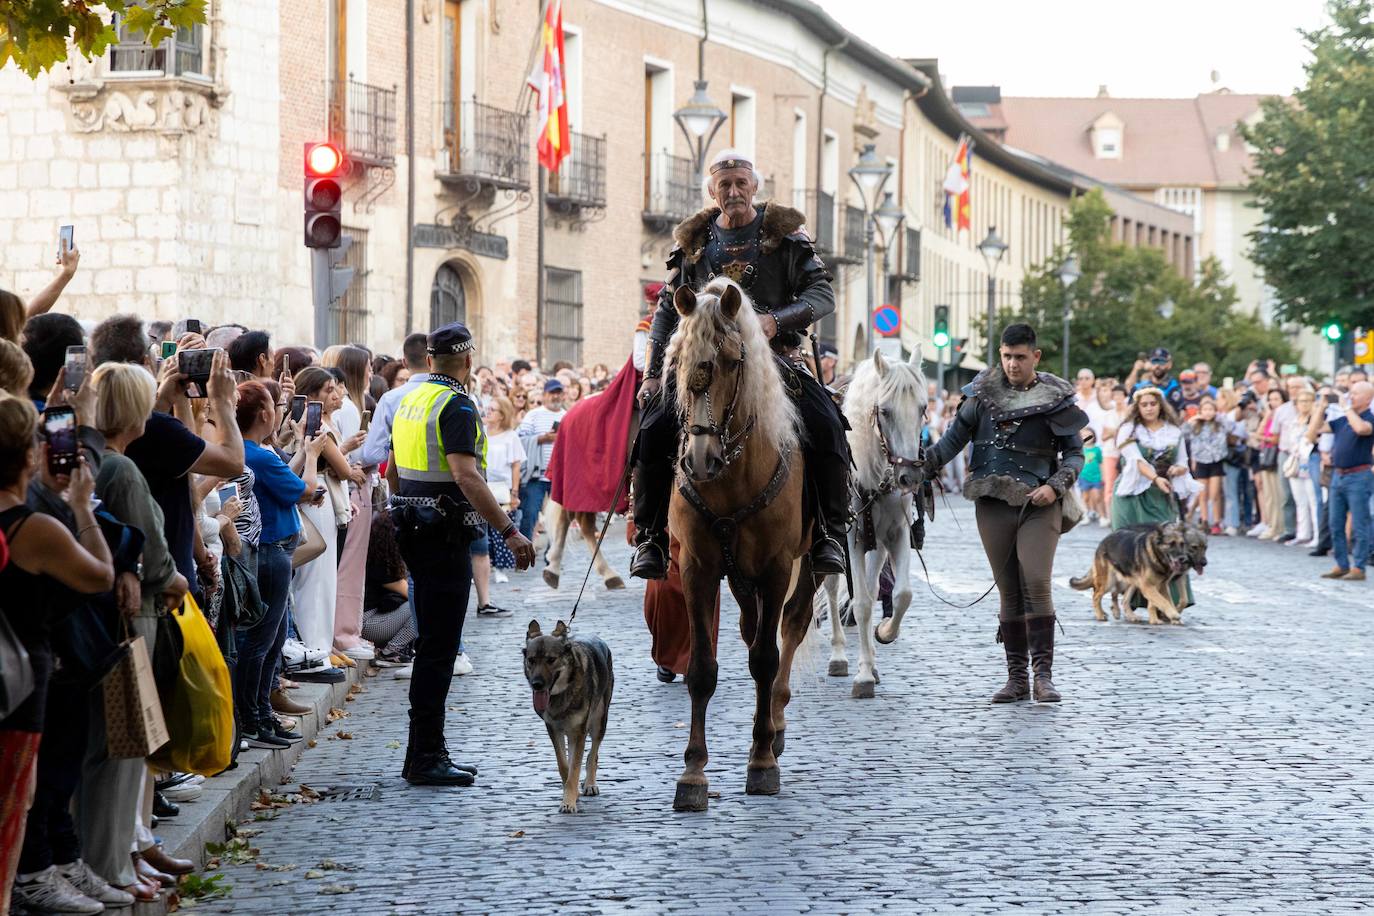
<box><xmin>304</xmin><ymin>141</ymin><xmax>345</xmax><ymax>249</ymax></box>
<box><xmin>933</xmin><ymin>304</ymin><xmax>951</xmax><ymax>349</ymax></box>
<box><xmin>1323</xmin><ymin>321</ymin><xmax>1343</xmax><ymax>342</ymax></box>
<box><xmin>950</xmin><ymin>337</ymin><xmax>967</xmax><ymax>364</ymax></box>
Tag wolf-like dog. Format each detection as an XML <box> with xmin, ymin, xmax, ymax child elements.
<box><xmin>1070</xmin><ymin>521</ymin><xmax>1191</xmax><ymax>625</ymax></box>
<box><xmin>523</xmin><ymin>620</ymin><xmax>614</xmax><ymax>813</ymax></box>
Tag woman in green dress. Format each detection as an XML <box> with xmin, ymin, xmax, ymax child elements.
<box><xmin>1112</xmin><ymin>386</ymin><xmax>1202</xmax><ymax>609</ymax></box>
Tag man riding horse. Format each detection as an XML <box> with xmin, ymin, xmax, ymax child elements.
<box><xmin>632</xmin><ymin>148</ymin><xmax>850</xmax><ymax>580</ymax></box>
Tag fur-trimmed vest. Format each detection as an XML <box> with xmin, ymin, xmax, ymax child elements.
<box><xmin>926</xmin><ymin>365</ymin><xmax>1088</xmax><ymax>504</ymax></box>
<box><xmin>645</xmin><ymin>202</ymin><xmax>834</xmax><ymax>377</ymax></box>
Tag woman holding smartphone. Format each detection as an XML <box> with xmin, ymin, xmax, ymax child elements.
<box><xmin>320</xmin><ymin>346</ymin><xmax>375</xmax><ymax>660</ymax></box>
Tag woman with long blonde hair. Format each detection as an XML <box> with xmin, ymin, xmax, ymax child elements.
<box><xmin>321</xmin><ymin>345</ymin><xmax>376</xmax><ymax>657</ymax></box>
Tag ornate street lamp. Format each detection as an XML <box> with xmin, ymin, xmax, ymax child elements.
<box><xmin>1058</xmin><ymin>254</ymin><xmax>1081</xmax><ymax>379</ymax></box>
<box><xmin>849</xmin><ymin>144</ymin><xmax>894</xmax><ymax>355</ymax></box>
<box><xmin>978</xmin><ymin>226</ymin><xmax>1009</xmax><ymax>367</ymax></box>
<box><xmin>673</xmin><ymin>80</ymin><xmax>727</xmax><ymax>181</ymax></box>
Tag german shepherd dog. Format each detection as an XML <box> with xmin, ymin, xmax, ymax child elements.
<box><xmin>523</xmin><ymin>620</ymin><xmax>614</xmax><ymax>813</ymax></box>
<box><xmin>1070</xmin><ymin>521</ymin><xmax>1192</xmax><ymax>625</ymax></box>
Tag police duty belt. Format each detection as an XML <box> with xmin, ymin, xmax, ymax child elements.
<box><xmin>388</xmin><ymin>495</ymin><xmax>484</xmax><ymax>531</ymax></box>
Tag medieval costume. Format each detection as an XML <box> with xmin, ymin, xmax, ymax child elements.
<box><xmin>1112</xmin><ymin>417</ymin><xmax>1200</xmax><ymax>608</ymax></box>
<box><xmin>923</xmin><ymin>363</ymin><xmax>1087</xmax><ymax>702</ymax></box>
<box><xmin>631</xmin><ymin>187</ymin><xmax>850</xmax><ymax>579</ymax></box>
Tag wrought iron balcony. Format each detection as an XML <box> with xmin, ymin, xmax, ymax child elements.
<box><xmin>546</xmin><ymin>131</ymin><xmax>607</xmax><ymax>212</ymax></box>
<box><xmin>327</xmin><ymin>79</ymin><xmax>397</xmax><ymax>167</ymax></box>
<box><xmin>840</xmin><ymin>204</ymin><xmax>868</xmax><ymax>264</ymax></box>
<box><xmin>437</xmin><ymin>100</ymin><xmax>530</xmax><ymax>192</ymax></box>
<box><xmin>642</xmin><ymin>151</ymin><xmax>700</xmax><ymax>232</ymax></box>
<box><xmin>794</xmin><ymin>190</ymin><xmax>837</xmax><ymax>256</ymax></box>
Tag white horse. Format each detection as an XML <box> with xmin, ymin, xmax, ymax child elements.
<box><xmin>823</xmin><ymin>347</ymin><xmax>927</xmax><ymax>698</ymax></box>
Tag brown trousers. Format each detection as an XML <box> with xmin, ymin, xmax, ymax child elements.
<box><xmin>974</xmin><ymin>497</ymin><xmax>1062</xmax><ymax>622</ymax></box>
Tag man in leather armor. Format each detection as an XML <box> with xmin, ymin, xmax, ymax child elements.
<box><xmin>922</xmin><ymin>323</ymin><xmax>1087</xmax><ymax>703</ymax></box>
<box><xmin>631</xmin><ymin>149</ymin><xmax>849</xmax><ymax>580</ymax></box>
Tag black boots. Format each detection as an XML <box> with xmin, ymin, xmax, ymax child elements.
<box><xmin>990</xmin><ymin>619</ymin><xmax>1030</xmax><ymax>703</ymax></box>
<box><xmin>630</xmin><ymin>460</ymin><xmax>672</xmax><ymax>580</ymax></box>
<box><xmin>402</xmin><ymin>724</ymin><xmax>479</xmax><ymax>786</ymax></box>
<box><xmin>808</xmin><ymin>451</ymin><xmax>851</xmax><ymax>576</ymax></box>
<box><xmin>1026</xmin><ymin>616</ymin><xmax>1061</xmax><ymax>703</ymax></box>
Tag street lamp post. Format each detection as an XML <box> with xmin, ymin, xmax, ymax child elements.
<box><xmin>873</xmin><ymin>190</ymin><xmax>907</xmax><ymax>350</ymax></box>
<box><xmin>978</xmin><ymin>227</ymin><xmax>1009</xmax><ymax>368</ymax></box>
<box><xmin>849</xmin><ymin>144</ymin><xmax>894</xmax><ymax>356</ymax></box>
<box><xmin>673</xmin><ymin>80</ymin><xmax>727</xmax><ymax>181</ymax></box>
<box><xmin>1058</xmin><ymin>254</ymin><xmax>1080</xmax><ymax>379</ymax></box>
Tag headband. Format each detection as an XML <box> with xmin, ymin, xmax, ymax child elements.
<box><xmin>710</xmin><ymin>157</ymin><xmax>753</xmax><ymax>174</ymax></box>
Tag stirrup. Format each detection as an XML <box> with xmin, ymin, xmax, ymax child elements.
<box><xmin>630</xmin><ymin>539</ymin><xmax>668</xmax><ymax>580</ymax></box>
<box><xmin>810</xmin><ymin>535</ymin><xmax>845</xmax><ymax>575</ymax></box>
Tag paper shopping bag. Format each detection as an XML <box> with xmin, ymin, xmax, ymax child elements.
<box><xmin>102</xmin><ymin>635</ymin><xmax>170</xmax><ymax>758</ymax></box>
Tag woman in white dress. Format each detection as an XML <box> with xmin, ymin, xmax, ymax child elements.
<box><xmin>290</xmin><ymin>367</ymin><xmax>364</xmax><ymax>660</ymax></box>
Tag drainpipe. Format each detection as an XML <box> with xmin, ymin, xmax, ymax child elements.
<box><xmin>404</xmin><ymin>0</ymin><xmax>416</xmax><ymax>334</ymax></box>
<box><xmin>815</xmin><ymin>36</ymin><xmax>848</xmax><ymax>197</ymax></box>
<box><xmin>697</xmin><ymin>0</ymin><xmax>709</xmax><ymax>81</ymax></box>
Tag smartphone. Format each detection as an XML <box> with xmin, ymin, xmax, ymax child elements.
<box><xmin>64</xmin><ymin>346</ymin><xmax>87</xmax><ymax>391</ymax></box>
<box><xmin>177</xmin><ymin>347</ymin><xmax>215</xmax><ymax>398</ymax></box>
<box><xmin>283</xmin><ymin>354</ymin><xmax>290</xmax><ymax>376</ymax></box>
<box><xmin>216</xmin><ymin>482</ymin><xmax>239</xmax><ymax>508</ymax></box>
<box><xmin>305</xmin><ymin>400</ymin><xmax>323</xmax><ymax>439</ymax></box>
<box><xmin>184</xmin><ymin>318</ymin><xmax>203</xmax><ymax>335</ymax></box>
<box><xmin>160</xmin><ymin>340</ymin><xmax>178</xmax><ymax>359</ymax></box>
<box><xmin>57</xmin><ymin>225</ymin><xmax>74</xmax><ymax>261</ymax></box>
<box><xmin>42</xmin><ymin>406</ymin><xmax>78</xmax><ymax>477</ymax></box>
<box><xmin>1326</xmin><ymin>393</ymin><xmax>1340</xmax><ymax>405</ymax></box>
<box><xmin>360</xmin><ymin>409</ymin><xmax>371</xmax><ymax>433</ymax></box>
<box><xmin>290</xmin><ymin>395</ymin><xmax>307</xmax><ymax>423</ymax></box>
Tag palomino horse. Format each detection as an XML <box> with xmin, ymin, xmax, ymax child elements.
<box><xmin>541</xmin><ymin>504</ymin><xmax>625</xmax><ymax>591</ymax></box>
<box><xmin>666</xmin><ymin>277</ymin><xmax>817</xmax><ymax>812</ymax></box>
<box><xmin>823</xmin><ymin>348</ymin><xmax>927</xmax><ymax>698</ymax></box>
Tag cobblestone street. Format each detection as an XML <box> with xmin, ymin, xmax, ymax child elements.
<box><xmin>205</xmin><ymin>502</ymin><xmax>1374</xmax><ymax>914</ymax></box>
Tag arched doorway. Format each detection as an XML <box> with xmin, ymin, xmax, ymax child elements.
<box><xmin>430</xmin><ymin>262</ymin><xmax>467</xmax><ymax>328</ymax></box>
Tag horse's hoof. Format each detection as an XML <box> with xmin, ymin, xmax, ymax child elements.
<box><xmin>604</xmin><ymin>576</ymin><xmax>625</xmax><ymax>590</ymax></box>
<box><xmin>874</xmin><ymin>624</ymin><xmax>897</xmax><ymax>645</ymax></box>
<box><xmin>542</xmin><ymin>569</ymin><xmax>560</xmax><ymax>589</ymax></box>
<box><xmin>673</xmin><ymin>781</ymin><xmax>709</xmax><ymax>812</ymax></box>
<box><xmin>851</xmin><ymin>680</ymin><xmax>875</xmax><ymax>699</ymax></box>
<box><xmin>745</xmin><ymin>766</ymin><xmax>780</xmax><ymax>796</ymax></box>
<box><xmin>827</xmin><ymin>659</ymin><xmax>849</xmax><ymax>677</ymax></box>
<box><xmin>772</xmin><ymin>729</ymin><xmax>785</xmax><ymax>757</ymax></box>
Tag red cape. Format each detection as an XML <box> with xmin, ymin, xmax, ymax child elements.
<box><xmin>547</xmin><ymin>357</ymin><xmax>640</xmax><ymax>514</ymax></box>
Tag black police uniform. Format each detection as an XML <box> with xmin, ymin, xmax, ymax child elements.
<box><xmin>632</xmin><ymin>200</ymin><xmax>850</xmax><ymax>578</ymax></box>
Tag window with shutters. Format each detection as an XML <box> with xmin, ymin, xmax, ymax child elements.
<box><xmin>542</xmin><ymin>267</ymin><xmax>584</xmax><ymax>366</ymax></box>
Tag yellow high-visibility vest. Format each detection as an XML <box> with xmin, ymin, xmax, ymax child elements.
<box><xmin>392</xmin><ymin>380</ymin><xmax>486</xmax><ymax>483</ymax></box>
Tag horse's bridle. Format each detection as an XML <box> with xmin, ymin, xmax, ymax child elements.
<box><xmin>682</xmin><ymin>341</ymin><xmax>755</xmax><ymax>471</ymax></box>
<box><xmin>870</xmin><ymin>403</ymin><xmax>923</xmax><ymax>494</ymax></box>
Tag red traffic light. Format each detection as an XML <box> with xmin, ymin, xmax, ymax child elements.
<box><xmin>305</xmin><ymin>141</ymin><xmax>343</xmax><ymax>177</ymax></box>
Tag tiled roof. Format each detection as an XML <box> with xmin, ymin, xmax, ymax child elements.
<box><xmin>974</xmin><ymin>93</ymin><xmax>1270</xmax><ymax>190</ymax></box>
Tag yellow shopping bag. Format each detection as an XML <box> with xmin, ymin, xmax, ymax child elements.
<box><xmin>148</xmin><ymin>594</ymin><xmax>234</xmax><ymax>775</ymax></box>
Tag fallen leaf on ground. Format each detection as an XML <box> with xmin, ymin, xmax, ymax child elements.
<box><xmin>674</xmin><ymin>722</ymin><xmax>686</xmax><ymax>728</ymax></box>
<box><xmin>304</xmin><ymin>869</ymin><xmax>325</xmax><ymax>879</ymax></box>
<box><xmin>307</xmin><ymin>740</ymin><xmax>317</xmax><ymax>748</ymax></box>
<box><xmin>509</xmin><ymin>830</ymin><xmax>525</xmax><ymax>838</ymax></box>
<box><xmin>385</xmin><ymin>740</ymin><xmax>401</xmax><ymax>749</ymax></box>
<box><xmin>331</xmin><ymin>731</ymin><xmax>354</xmax><ymax>740</ymax></box>
<box><xmin>326</xmin><ymin>707</ymin><xmax>349</xmax><ymax>722</ymax></box>
<box><xmin>319</xmin><ymin>884</ymin><xmax>355</xmax><ymax>895</ymax></box>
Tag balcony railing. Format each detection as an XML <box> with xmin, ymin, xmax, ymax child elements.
<box><xmin>841</xmin><ymin>204</ymin><xmax>868</xmax><ymax>263</ymax></box>
<box><xmin>547</xmin><ymin>131</ymin><xmax>607</xmax><ymax>211</ymax></box>
<box><xmin>794</xmin><ymin>190</ymin><xmax>837</xmax><ymax>255</ymax></box>
<box><xmin>438</xmin><ymin>100</ymin><xmax>530</xmax><ymax>191</ymax></box>
<box><xmin>327</xmin><ymin>79</ymin><xmax>397</xmax><ymax>167</ymax></box>
<box><xmin>643</xmin><ymin>151</ymin><xmax>700</xmax><ymax>230</ymax></box>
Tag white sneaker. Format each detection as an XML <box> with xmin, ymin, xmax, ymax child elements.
<box><xmin>59</xmin><ymin>859</ymin><xmax>136</xmax><ymax>907</ymax></box>
<box><xmin>1224</xmin><ymin>526</ymin><xmax>1238</xmax><ymax>536</ymax></box>
<box><xmin>282</xmin><ymin>639</ymin><xmax>330</xmax><ymax>668</ymax></box>
<box><xmin>12</xmin><ymin>866</ymin><xmax>106</xmax><ymax>914</ymax></box>
<box><xmin>1098</xmin><ymin>516</ymin><xmax>1110</xmax><ymax>528</ymax></box>
<box><xmin>1247</xmin><ymin>523</ymin><xmax>1268</xmax><ymax>538</ymax></box>
<box><xmin>453</xmin><ymin>653</ymin><xmax>474</xmax><ymax>676</ymax></box>
<box><xmin>160</xmin><ymin>781</ymin><xmax>202</xmax><ymax>802</ymax></box>
<box><xmin>342</xmin><ymin>645</ymin><xmax>375</xmax><ymax>661</ymax></box>
<box><xmin>392</xmin><ymin>663</ymin><xmax>414</xmax><ymax>679</ymax></box>
<box><xmin>494</xmin><ymin>569</ymin><xmax>509</xmax><ymax>584</ymax></box>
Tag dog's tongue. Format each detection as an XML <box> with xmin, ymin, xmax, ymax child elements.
<box><xmin>532</xmin><ymin>689</ymin><xmax>549</xmax><ymax>714</ymax></box>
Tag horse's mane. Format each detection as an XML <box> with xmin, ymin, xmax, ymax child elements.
<box><xmin>843</xmin><ymin>353</ymin><xmax>927</xmax><ymax>491</ymax></box>
<box><xmin>667</xmin><ymin>277</ymin><xmax>799</xmax><ymax>456</ymax></box>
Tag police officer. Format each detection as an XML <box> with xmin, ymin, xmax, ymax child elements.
<box><xmin>631</xmin><ymin>147</ymin><xmax>850</xmax><ymax>580</ymax></box>
<box><xmin>387</xmin><ymin>322</ymin><xmax>535</xmax><ymax>785</ymax></box>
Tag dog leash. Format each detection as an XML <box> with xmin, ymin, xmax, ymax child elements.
<box><xmin>566</xmin><ymin>411</ymin><xmax>641</xmax><ymax>628</ymax></box>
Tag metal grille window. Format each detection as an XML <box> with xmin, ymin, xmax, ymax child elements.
<box><xmin>327</xmin><ymin>79</ymin><xmax>398</xmax><ymax>166</ymax></box>
<box><xmin>328</xmin><ymin>228</ymin><xmax>369</xmax><ymax>346</ymax></box>
<box><xmin>904</xmin><ymin>226</ymin><xmax>921</xmax><ymax>279</ymax></box>
<box><xmin>431</xmin><ymin>263</ymin><xmax>467</xmax><ymax>328</ymax></box>
<box><xmin>111</xmin><ymin>8</ymin><xmax>205</xmax><ymax>75</ymax></box>
<box><xmin>644</xmin><ymin>152</ymin><xmax>697</xmax><ymax>222</ymax></box>
<box><xmin>547</xmin><ymin>131</ymin><xmax>607</xmax><ymax>208</ymax></box>
<box><xmin>542</xmin><ymin>268</ymin><xmax>584</xmax><ymax>367</ymax></box>
<box><xmin>843</xmin><ymin>205</ymin><xmax>867</xmax><ymax>261</ymax></box>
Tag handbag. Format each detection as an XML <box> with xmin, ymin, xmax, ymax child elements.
<box><xmin>0</xmin><ymin>610</ymin><xmax>35</xmax><ymax>721</ymax></box>
<box><xmin>102</xmin><ymin>630</ymin><xmax>170</xmax><ymax>758</ymax></box>
<box><xmin>148</xmin><ymin>594</ymin><xmax>234</xmax><ymax>775</ymax></box>
<box><xmin>291</xmin><ymin>509</ymin><xmax>326</xmax><ymax>569</ymax></box>
<box><xmin>1257</xmin><ymin>445</ymin><xmax>1279</xmax><ymax>471</ymax></box>
<box><xmin>221</xmin><ymin>552</ymin><xmax>266</xmax><ymax>628</ymax></box>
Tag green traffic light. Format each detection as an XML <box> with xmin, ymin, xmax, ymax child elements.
<box><xmin>933</xmin><ymin>331</ymin><xmax>950</xmax><ymax>348</ymax></box>
<box><xmin>1323</xmin><ymin>323</ymin><xmax>1342</xmax><ymax>341</ymax></box>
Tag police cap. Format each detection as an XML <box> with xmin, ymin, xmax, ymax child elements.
<box><xmin>428</xmin><ymin>322</ymin><xmax>474</xmax><ymax>355</ymax></box>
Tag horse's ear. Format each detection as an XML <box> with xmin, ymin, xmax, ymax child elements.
<box><xmin>674</xmin><ymin>285</ymin><xmax>697</xmax><ymax>317</ymax></box>
<box><xmin>720</xmin><ymin>283</ymin><xmax>742</xmax><ymax>319</ymax></box>
<box><xmin>909</xmin><ymin>343</ymin><xmax>923</xmax><ymax>369</ymax></box>
<box><xmin>873</xmin><ymin>348</ymin><xmax>889</xmax><ymax>376</ymax></box>
<box><xmin>526</xmin><ymin>620</ymin><xmax>542</xmax><ymax>640</ymax></box>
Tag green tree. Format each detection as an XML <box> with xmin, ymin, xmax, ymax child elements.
<box><xmin>1004</xmin><ymin>189</ymin><xmax>1299</xmax><ymax>381</ymax></box>
<box><xmin>1240</xmin><ymin>0</ymin><xmax>1374</xmax><ymax>331</ymax></box>
<box><xmin>0</xmin><ymin>1</ymin><xmax>206</xmax><ymax>77</ymax></box>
